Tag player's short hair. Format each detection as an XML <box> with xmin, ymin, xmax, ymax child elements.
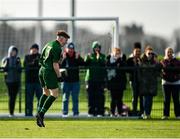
<box><xmin>56</xmin><ymin>30</ymin><xmax>70</xmax><ymax>39</ymax></box>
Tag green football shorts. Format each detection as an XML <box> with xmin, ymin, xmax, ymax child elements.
<box><xmin>39</xmin><ymin>67</ymin><xmax>59</xmax><ymax>89</ymax></box>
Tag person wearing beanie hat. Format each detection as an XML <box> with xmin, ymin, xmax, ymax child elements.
<box><xmin>67</xmin><ymin>42</ymin><xmax>75</xmax><ymax>49</ymax></box>
<box><xmin>36</xmin><ymin>30</ymin><xmax>70</xmax><ymax>127</ymax></box>
<box><xmin>30</xmin><ymin>43</ymin><xmax>39</xmax><ymax>50</ymax></box>
<box><xmin>60</xmin><ymin>42</ymin><xmax>84</xmax><ymax>117</ymax></box>
<box><xmin>2</xmin><ymin>45</ymin><xmax>22</xmax><ymax>117</ymax></box>
<box><xmin>24</xmin><ymin>43</ymin><xmax>42</xmax><ymax>116</ymax></box>
<box><xmin>84</xmin><ymin>41</ymin><xmax>107</xmax><ymax>117</ymax></box>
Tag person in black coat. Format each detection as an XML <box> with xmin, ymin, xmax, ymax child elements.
<box><xmin>24</xmin><ymin>44</ymin><xmax>42</xmax><ymax>116</ymax></box>
<box><xmin>139</xmin><ymin>45</ymin><xmax>159</xmax><ymax>119</ymax></box>
<box><xmin>107</xmin><ymin>47</ymin><xmax>127</xmax><ymax>117</ymax></box>
<box><xmin>127</xmin><ymin>42</ymin><xmax>144</xmax><ymax>116</ymax></box>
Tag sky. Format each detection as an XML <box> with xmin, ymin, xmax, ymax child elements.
<box><xmin>0</xmin><ymin>0</ymin><xmax>180</xmax><ymax>39</ymax></box>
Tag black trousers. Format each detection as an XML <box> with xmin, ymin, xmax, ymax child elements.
<box><xmin>6</xmin><ymin>82</ymin><xmax>20</xmax><ymax>115</ymax></box>
<box><xmin>87</xmin><ymin>81</ymin><xmax>105</xmax><ymax>116</ymax></box>
<box><xmin>131</xmin><ymin>82</ymin><xmax>144</xmax><ymax>115</ymax></box>
<box><xmin>110</xmin><ymin>90</ymin><xmax>124</xmax><ymax>115</ymax></box>
<box><xmin>163</xmin><ymin>84</ymin><xmax>180</xmax><ymax>117</ymax></box>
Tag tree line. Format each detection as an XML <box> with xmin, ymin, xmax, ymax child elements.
<box><xmin>0</xmin><ymin>21</ymin><xmax>179</xmax><ymax>59</ymax></box>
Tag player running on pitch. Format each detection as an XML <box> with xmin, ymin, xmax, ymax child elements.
<box><xmin>36</xmin><ymin>30</ymin><xmax>70</xmax><ymax>127</ymax></box>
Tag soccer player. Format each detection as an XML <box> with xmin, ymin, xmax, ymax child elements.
<box><xmin>36</xmin><ymin>30</ymin><xmax>70</xmax><ymax>127</ymax></box>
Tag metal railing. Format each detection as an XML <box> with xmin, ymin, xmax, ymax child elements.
<box><xmin>0</xmin><ymin>66</ymin><xmax>179</xmax><ymax>118</ymax></box>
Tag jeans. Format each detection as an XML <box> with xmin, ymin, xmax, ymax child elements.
<box><xmin>25</xmin><ymin>83</ymin><xmax>42</xmax><ymax>116</ymax></box>
<box><xmin>143</xmin><ymin>95</ymin><xmax>153</xmax><ymax>116</ymax></box>
<box><xmin>62</xmin><ymin>82</ymin><xmax>80</xmax><ymax>115</ymax></box>
<box><xmin>163</xmin><ymin>84</ymin><xmax>180</xmax><ymax>117</ymax></box>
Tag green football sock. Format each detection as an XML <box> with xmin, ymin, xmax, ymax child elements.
<box><xmin>37</xmin><ymin>94</ymin><xmax>48</xmax><ymax>113</ymax></box>
<box><xmin>40</xmin><ymin>95</ymin><xmax>56</xmax><ymax>114</ymax></box>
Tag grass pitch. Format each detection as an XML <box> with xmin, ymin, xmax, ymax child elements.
<box><xmin>0</xmin><ymin>118</ymin><xmax>179</xmax><ymax>138</ymax></box>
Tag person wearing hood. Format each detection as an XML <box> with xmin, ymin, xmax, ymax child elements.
<box><xmin>160</xmin><ymin>47</ymin><xmax>180</xmax><ymax>119</ymax></box>
<box><xmin>60</xmin><ymin>42</ymin><xmax>84</xmax><ymax>117</ymax></box>
<box><xmin>84</xmin><ymin>41</ymin><xmax>107</xmax><ymax>117</ymax></box>
<box><xmin>2</xmin><ymin>45</ymin><xmax>22</xmax><ymax>117</ymax></box>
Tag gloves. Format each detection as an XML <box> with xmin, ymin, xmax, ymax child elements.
<box><xmin>58</xmin><ymin>68</ymin><xmax>68</xmax><ymax>82</ymax></box>
<box><xmin>57</xmin><ymin>76</ymin><xmax>64</xmax><ymax>82</ymax></box>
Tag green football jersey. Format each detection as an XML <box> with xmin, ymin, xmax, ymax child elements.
<box><xmin>40</xmin><ymin>40</ymin><xmax>62</xmax><ymax>70</ymax></box>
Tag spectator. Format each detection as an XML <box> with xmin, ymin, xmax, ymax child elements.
<box><xmin>2</xmin><ymin>45</ymin><xmax>22</xmax><ymax>117</ymax></box>
<box><xmin>160</xmin><ymin>47</ymin><xmax>180</xmax><ymax>119</ymax></box>
<box><xmin>24</xmin><ymin>44</ymin><xmax>42</xmax><ymax>116</ymax></box>
<box><xmin>127</xmin><ymin>42</ymin><xmax>144</xmax><ymax>116</ymax></box>
<box><xmin>84</xmin><ymin>41</ymin><xmax>107</xmax><ymax>117</ymax></box>
<box><xmin>106</xmin><ymin>47</ymin><xmax>127</xmax><ymax>117</ymax></box>
<box><xmin>139</xmin><ymin>45</ymin><xmax>159</xmax><ymax>119</ymax></box>
<box><xmin>60</xmin><ymin>42</ymin><xmax>84</xmax><ymax>117</ymax></box>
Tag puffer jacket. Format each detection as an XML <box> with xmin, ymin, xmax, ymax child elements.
<box><xmin>138</xmin><ymin>54</ymin><xmax>160</xmax><ymax>96</ymax></box>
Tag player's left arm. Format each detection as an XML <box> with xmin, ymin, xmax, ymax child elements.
<box><xmin>53</xmin><ymin>62</ymin><xmax>61</xmax><ymax>78</ymax></box>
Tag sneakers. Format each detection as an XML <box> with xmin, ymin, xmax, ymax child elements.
<box><xmin>87</xmin><ymin>114</ymin><xmax>94</xmax><ymax>117</ymax></box>
<box><xmin>142</xmin><ymin>115</ymin><xmax>151</xmax><ymax>120</ymax></box>
<box><xmin>161</xmin><ymin>116</ymin><xmax>169</xmax><ymax>120</ymax></box>
<box><xmin>117</xmin><ymin>114</ymin><xmax>122</xmax><ymax>118</ymax></box>
<box><xmin>97</xmin><ymin>115</ymin><xmax>103</xmax><ymax>118</ymax></box>
<box><xmin>36</xmin><ymin>113</ymin><xmax>45</xmax><ymax>127</ymax></box>
<box><xmin>73</xmin><ymin>114</ymin><xmax>79</xmax><ymax>117</ymax></box>
<box><xmin>110</xmin><ymin>114</ymin><xmax>116</xmax><ymax>117</ymax></box>
<box><xmin>9</xmin><ymin>114</ymin><xmax>15</xmax><ymax>117</ymax></box>
<box><xmin>176</xmin><ymin>116</ymin><xmax>180</xmax><ymax>119</ymax></box>
<box><xmin>110</xmin><ymin>114</ymin><xmax>122</xmax><ymax>118</ymax></box>
<box><xmin>62</xmin><ymin>114</ymin><xmax>69</xmax><ymax>118</ymax></box>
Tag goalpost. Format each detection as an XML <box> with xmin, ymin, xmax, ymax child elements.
<box><xmin>0</xmin><ymin>17</ymin><xmax>119</xmax><ymax>50</ymax></box>
<box><xmin>0</xmin><ymin>16</ymin><xmax>119</xmax><ymax>113</ymax></box>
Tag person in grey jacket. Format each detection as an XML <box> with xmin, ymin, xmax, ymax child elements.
<box><xmin>2</xmin><ymin>45</ymin><xmax>22</xmax><ymax>117</ymax></box>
